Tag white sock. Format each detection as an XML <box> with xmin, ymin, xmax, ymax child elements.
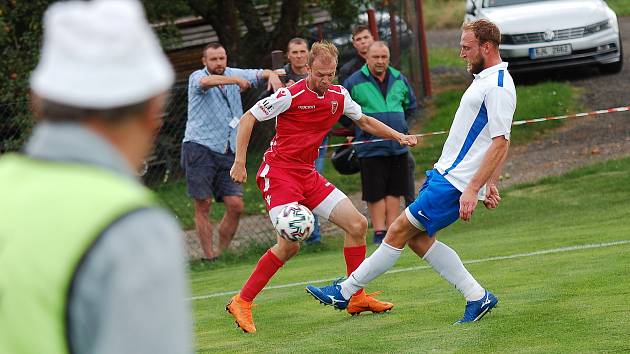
<box><xmin>423</xmin><ymin>241</ymin><xmax>485</xmax><ymax>302</ymax></box>
<box><xmin>340</xmin><ymin>242</ymin><xmax>403</xmax><ymax>299</ymax></box>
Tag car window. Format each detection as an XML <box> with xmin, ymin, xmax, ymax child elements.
<box><xmin>483</xmin><ymin>0</ymin><xmax>553</xmax><ymax>7</ymax></box>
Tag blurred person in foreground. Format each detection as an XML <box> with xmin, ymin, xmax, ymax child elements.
<box><xmin>343</xmin><ymin>41</ymin><xmax>417</xmax><ymax>245</ymax></box>
<box><xmin>0</xmin><ymin>1</ymin><xmax>192</xmax><ymax>353</ymax></box>
<box><xmin>183</xmin><ymin>42</ymin><xmax>282</xmax><ymax>261</ymax></box>
<box><xmin>307</xmin><ymin>19</ymin><xmax>516</xmax><ymax>325</ymax></box>
<box><xmin>226</xmin><ymin>41</ymin><xmax>417</xmax><ymax>333</ymax></box>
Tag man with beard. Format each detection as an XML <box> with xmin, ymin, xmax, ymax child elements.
<box><xmin>183</xmin><ymin>43</ymin><xmax>283</xmax><ymax>261</ymax></box>
<box><xmin>306</xmin><ymin>19</ymin><xmax>516</xmax><ymax>324</ymax></box>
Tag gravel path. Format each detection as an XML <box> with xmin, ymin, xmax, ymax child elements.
<box><xmin>185</xmin><ymin>18</ymin><xmax>630</xmax><ymax>257</ymax></box>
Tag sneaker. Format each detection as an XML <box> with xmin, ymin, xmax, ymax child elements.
<box><xmin>372</xmin><ymin>230</ymin><xmax>386</xmax><ymax>245</ymax></box>
<box><xmin>454</xmin><ymin>290</ymin><xmax>498</xmax><ymax>324</ymax></box>
<box><xmin>347</xmin><ymin>291</ymin><xmax>394</xmax><ymax>316</ymax></box>
<box><xmin>305</xmin><ymin>280</ymin><xmax>349</xmax><ymax>310</ymax></box>
<box><xmin>226</xmin><ymin>294</ymin><xmax>256</xmax><ymax>333</ymax></box>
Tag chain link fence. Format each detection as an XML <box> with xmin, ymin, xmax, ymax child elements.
<box><xmin>1</xmin><ymin>1</ymin><xmax>427</xmax><ymax>259</ymax></box>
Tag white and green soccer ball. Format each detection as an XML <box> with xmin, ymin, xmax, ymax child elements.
<box><xmin>274</xmin><ymin>204</ymin><xmax>315</xmax><ymax>242</ymax></box>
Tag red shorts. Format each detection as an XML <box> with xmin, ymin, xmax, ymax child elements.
<box><xmin>256</xmin><ymin>162</ymin><xmax>336</xmax><ymax>211</ymax></box>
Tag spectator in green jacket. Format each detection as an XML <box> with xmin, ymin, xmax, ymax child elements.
<box><xmin>343</xmin><ymin>41</ymin><xmax>417</xmax><ymax>244</ymax></box>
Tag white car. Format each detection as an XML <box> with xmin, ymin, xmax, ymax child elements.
<box><xmin>465</xmin><ymin>0</ymin><xmax>623</xmax><ymax>74</ymax></box>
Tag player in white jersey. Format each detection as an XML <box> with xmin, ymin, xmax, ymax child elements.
<box><xmin>307</xmin><ymin>19</ymin><xmax>517</xmax><ymax>324</ymax></box>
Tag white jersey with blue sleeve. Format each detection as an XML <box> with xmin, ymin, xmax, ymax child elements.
<box><xmin>434</xmin><ymin>62</ymin><xmax>516</xmax><ymax>199</ymax></box>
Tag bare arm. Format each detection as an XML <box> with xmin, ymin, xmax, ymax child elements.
<box><xmin>199</xmin><ymin>75</ymin><xmax>250</xmax><ymax>91</ymax></box>
<box><xmin>459</xmin><ymin>136</ymin><xmax>510</xmax><ymax>221</ymax></box>
<box><xmin>261</xmin><ymin>69</ymin><xmax>283</xmax><ymax>92</ymax></box>
<box><xmin>354</xmin><ymin>114</ymin><xmax>417</xmax><ymax>147</ymax></box>
<box><xmin>229</xmin><ymin>111</ymin><xmax>257</xmax><ymax>184</ymax></box>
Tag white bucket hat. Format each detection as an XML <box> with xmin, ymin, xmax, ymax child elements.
<box><xmin>30</xmin><ymin>0</ymin><xmax>174</xmax><ymax>109</ymax></box>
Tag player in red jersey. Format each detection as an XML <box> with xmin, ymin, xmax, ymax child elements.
<box><xmin>226</xmin><ymin>42</ymin><xmax>417</xmax><ymax>333</ymax></box>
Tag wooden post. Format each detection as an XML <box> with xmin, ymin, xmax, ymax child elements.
<box><xmin>415</xmin><ymin>0</ymin><xmax>432</xmax><ymax>97</ymax></box>
<box><xmin>367</xmin><ymin>8</ymin><xmax>380</xmax><ymax>40</ymax></box>
<box><xmin>389</xmin><ymin>7</ymin><xmax>401</xmax><ymax>68</ymax></box>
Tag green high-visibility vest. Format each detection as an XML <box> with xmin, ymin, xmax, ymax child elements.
<box><xmin>0</xmin><ymin>154</ymin><xmax>155</xmax><ymax>354</ymax></box>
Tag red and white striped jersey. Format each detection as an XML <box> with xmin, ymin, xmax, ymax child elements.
<box><xmin>250</xmin><ymin>79</ymin><xmax>363</xmax><ymax>170</ymax></box>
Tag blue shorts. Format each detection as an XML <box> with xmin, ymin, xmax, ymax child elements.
<box><xmin>181</xmin><ymin>142</ymin><xmax>242</xmax><ymax>201</ymax></box>
<box><xmin>405</xmin><ymin>169</ymin><xmax>461</xmax><ymax>236</ymax></box>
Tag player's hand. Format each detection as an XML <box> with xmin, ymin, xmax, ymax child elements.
<box><xmin>236</xmin><ymin>78</ymin><xmax>251</xmax><ymax>92</ymax></box>
<box><xmin>230</xmin><ymin>161</ymin><xmax>247</xmax><ymax>184</ymax></box>
<box><xmin>398</xmin><ymin>134</ymin><xmax>417</xmax><ymax>147</ymax></box>
<box><xmin>267</xmin><ymin>73</ymin><xmax>283</xmax><ymax>92</ymax></box>
<box><xmin>459</xmin><ymin>188</ymin><xmax>478</xmax><ymax>222</ymax></box>
<box><xmin>286</xmin><ymin>79</ymin><xmax>296</xmax><ymax>87</ymax></box>
<box><xmin>483</xmin><ymin>184</ymin><xmax>501</xmax><ymax>209</ymax></box>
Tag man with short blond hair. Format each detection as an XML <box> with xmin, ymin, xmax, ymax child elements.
<box><xmin>225</xmin><ymin>41</ymin><xmax>418</xmax><ymax>333</ymax></box>
<box><xmin>308</xmin><ymin>19</ymin><xmax>516</xmax><ymax>325</ymax></box>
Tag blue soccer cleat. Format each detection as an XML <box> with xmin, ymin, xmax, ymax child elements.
<box><xmin>305</xmin><ymin>279</ymin><xmax>349</xmax><ymax>310</ymax></box>
<box><xmin>454</xmin><ymin>290</ymin><xmax>498</xmax><ymax>324</ymax></box>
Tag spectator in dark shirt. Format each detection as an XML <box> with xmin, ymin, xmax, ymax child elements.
<box><xmin>284</xmin><ymin>37</ymin><xmax>309</xmax><ymax>85</ymax></box>
<box><xmin>338</xmin><ymin>25</ymin><xmax>374</xmax><ymax>86</ymax></box>
<box><xmin>338</xmin><ymin>26</ymin><xmax>418</xmax><ymax>207</ymax></box>
<box><xmin>343</xmin><ymin>41</ymin><xmax>417</xmax><ymax>244</ymax></box>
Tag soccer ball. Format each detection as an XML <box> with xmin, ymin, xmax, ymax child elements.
<box><xmin>274</xmin><ymin>204</ymin><xmax>315</xmax><ymax>242</ymax></box>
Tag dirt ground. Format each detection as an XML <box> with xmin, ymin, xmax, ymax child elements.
<box><xmin>185</xmin><ymin>17</ymin><xmax>630</xmax><ymax>258</ymax></box>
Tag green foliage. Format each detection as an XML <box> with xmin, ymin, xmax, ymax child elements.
<box><xmin>423</xmin><ymin>0</ymin><xmax>466</xmax><ymax>30</ymax></box>
<box><xmin>0</xmin><ymin>1</ymin><xmax>50</xmax><ymax>151</ymax></box>
<box><xmin>190</xmin><ymin>157</ymin><xmax>630</xmax><ymax>352</ymax></box>
<box><xmin>428</xmin><ymin>47</ymin><xmax>462</xmax><ymax>69</ymax></box>
<box><xmin>606</xmin><ymin>0</ymin><xmax>630</xmax><ymax>16</ymax></box>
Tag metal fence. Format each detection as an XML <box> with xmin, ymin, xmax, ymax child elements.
<box><xmin>0</xmin><ymin>1</ymin><xmax>427</xmax><ymax>259</ymax></box>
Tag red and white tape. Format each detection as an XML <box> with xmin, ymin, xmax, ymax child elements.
<box><xmin>322</xmin><ymin>105</ymin><xmax>630</xmax><ymax>149</ymax></box>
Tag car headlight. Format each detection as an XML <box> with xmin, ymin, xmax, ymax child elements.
<box><xmin>584</xmin><ymin>20</ymin><xmax>611</xmax><ymax>35</ymax></box>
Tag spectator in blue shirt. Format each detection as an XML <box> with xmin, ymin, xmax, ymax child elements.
<box><xmin>182</xmin><ymin>42</ymin><xmax>282</xmax><ymax>260</ymax></box>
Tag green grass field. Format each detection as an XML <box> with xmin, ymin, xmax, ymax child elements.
<box><xmin>190</xmin><ymin>157</ymin><xmax>630</xmax><ymax>353</ymax></box>
<box><xmin>607</xmin><ymin>0</ymin><xmax>630</xmax><ymax>17</ymax></box>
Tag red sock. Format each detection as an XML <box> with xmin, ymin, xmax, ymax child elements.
<box><xmin>239</xmin><ymin>249</ymin><xmax>284</xmax><ymax>302</ymax></box>
<box><xmin>344</xmin><ymin>245</ymin><xmax>366</xmax><ymax>296</ymax></box>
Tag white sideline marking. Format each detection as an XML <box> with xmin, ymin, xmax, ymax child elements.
<box><xmin>188</xmin><ymin>239</ymin><xmax>630</xmax><ymax>301</ymax></box>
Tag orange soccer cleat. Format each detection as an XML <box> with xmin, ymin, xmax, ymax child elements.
<box><xmin>346</xmin><ymin>291</ymin><xmax>394</xmax><ymax>316</ymax></box>
<box><xmin>226</xmin><ymin>294</ymin><xmax>256</xmax><ymax>333</ymax></box>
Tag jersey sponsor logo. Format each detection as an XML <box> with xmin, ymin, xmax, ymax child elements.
<box><xmin>331</xmin><ymin>100</ymin><xmax>338</xmax><ymax>114</ymax></box>
<box><xmin>258</xmin><ymin>98</ymin><xmax>273</xmax><ymax>115</ymax></box>
<box><xmin>276</xmin><ymin>89</ymin><xmax>287</xmax><ymax>98</ymax></box>
<box><xmin>298</xmin><ymin>105</ymin><xmax>316</xmax><ymax>110</ymax></box>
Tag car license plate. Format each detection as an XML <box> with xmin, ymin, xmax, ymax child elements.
<box><xmin>529</xmin><ymin>44</ymin><xmax>572</xmax><ymax>59</ymax></box>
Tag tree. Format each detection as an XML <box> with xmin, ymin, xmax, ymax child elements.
<box><xmin>0</xmin><ymin>0</ymin><xmax>365</xmax><ymax>152</ymax></box>
<box><xmin>184</xmin><ymin>0</ymin><xmax>364</xmax><ymax>67</ymax></box>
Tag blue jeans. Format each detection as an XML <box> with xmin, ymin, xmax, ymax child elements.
<box><xmin>306</xmin><ymin>136</ymin><xmax>328</xmax><ymax>244</ymax></box>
